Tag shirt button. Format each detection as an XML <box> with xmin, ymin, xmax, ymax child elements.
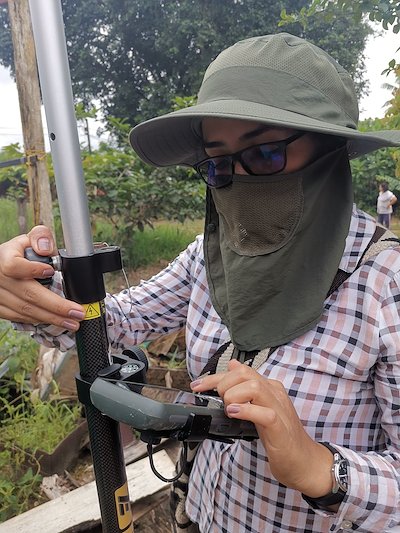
<box><xmin>340</xmin><ymin>520</ymin><xmax>353</xmax><ymax>530</ymax></box>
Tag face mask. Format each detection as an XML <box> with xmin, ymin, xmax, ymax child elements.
<box><xmin>204</xmin><ymin>146</ymin><xmax>353</xmax><ymax>351</ymax></box>
<box><xmin>212</xmin><ymin>172</ymin><xmax>303</xmax><ymax>256</ymax></box>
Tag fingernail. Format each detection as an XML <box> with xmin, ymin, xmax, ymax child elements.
<box><xmin>62</xmin><ymin>320</ymin><xmax>79</xmax><ymax>331</ymax></box>
<box><xmin>38</xmin><ymin>238</ymin><xmax>50</xmax><ymax>252</ymax></box>
<box><xmin>190</xmin><ymin>379</ymin><xmax>203</xmax><ymax>389</ymax></box>
<box><xmin>226</xmin><ymin>404</ymin><xmax>241</xmax><ymax>415</ymax></box>
<box><xmin>42</xmin><ymin>268</ymin><xmax>54</xmax><ymax>277</ymax></box>
<box><xmin>68</xmin><ymin>309</ymin><xmax>85</xmax><ymax>320</ymax></box>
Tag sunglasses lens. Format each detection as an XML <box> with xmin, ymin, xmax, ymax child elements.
<box><xmin>198</xmin><ymin>158</ymin><xmax>232</xmax><ymax>188</ymax></box>
<box><xmin>241</xmin><ymin>144</ymin><xmax>285</xmax><ymax>174</ymax></box>
<box><xmin>196</xmin><ymin>135</ymin><xmax>299</xmax><ymax>187</ymax></box>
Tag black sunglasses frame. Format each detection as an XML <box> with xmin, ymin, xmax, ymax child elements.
<box><xmin>194</xmin><ymin>131</ymin><xmax>305</xmax><ymax>188</ymax></box>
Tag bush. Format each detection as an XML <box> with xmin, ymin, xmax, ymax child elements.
<box><xmin>83</xmin><ymin>144</ymin><xmax>206</xmax><ymax>268</ymax></box>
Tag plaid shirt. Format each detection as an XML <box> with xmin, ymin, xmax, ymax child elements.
<box><xmin>17</xmin><ymin>206</ymin><xmax>400</xmax><ymax>532</ymax></box>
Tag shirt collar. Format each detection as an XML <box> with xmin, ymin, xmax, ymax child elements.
<box><xmin>338</xmin><ymin>205</ymin><xmax>376</xmax><ymax>274</ymax></box>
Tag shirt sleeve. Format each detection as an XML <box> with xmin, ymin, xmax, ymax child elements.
<box><xmin>313</xmin><ymin>269</ymin><xmax>400</xmax><ymax>532</ymax></box>
<box><xmin>13</xmin><ymin>236</ymin><xmax>202</xmax><ymax>353</ymax></box>
<box><xmin>13</xmin><ymin>271</ymin><xmax>77</xmax><ymax>351</ymax></box>
<box><xmin>105</xmin><ymin>236</ymin><xmax>201</xmax><ymax>351</ymax></box>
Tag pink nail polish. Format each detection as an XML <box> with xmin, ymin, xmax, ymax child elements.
<box><xmin>226</xmin><ymin>404</ymin><xmax>241</xmax><ymax>414</ymax></box>
<box><xmin>38</xmin><ymin>238</ymin><xmax>50</xmax><ymax>252</ymax></box>
<box><xmin>69</xmin><ymin>309</ymin><xmax>85</xmax><ymax>320</ymax></box>
<box><xmin>62</xmin><ymin>320</ymin><xmax>79</xmax><ymax>331</ymax></box>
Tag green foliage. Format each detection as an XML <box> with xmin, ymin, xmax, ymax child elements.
<box><xmin>129</xmin><ymin>220</ymin><xmax>203</xmax><ymax>270</ymax></box>
<box><xmin>75</xmin><ymin>102</ymin><xmax>98</xmax><ymax>121</ymax></box>
<box><xmin>1</xmin><ymin>398</ymin><xmax>82</xmax><ymax>454</ymax></box>
<box><xmin>281</xmin><ymin>0</ymin><xmax>400</xmax><ymax>31</ymax></box>
<box><xmin>0</xmin><ymin>450</ymin><xmax>43</xmax><ymax>522</ymax></box>
<box><xmin>0</xmin><ymin>144</ymin><xmax>28</xmax><ymax>202</ymax></box>
<box><xmin>100</xmin><ymin>116</ymin><xmax>133</xmax><ymax>149</ymax></box>
<box><xmin>0</xmin><ymin>319</ymin><xmax>39</xmax><ymax>397</ymax></box>
<box><xmin>351</xmin><ymin>117</ymin><xmax>400</xmax><ymax>213</ymax></box>
<box><xmin>82</xmin><ymin>143</ymin><xmax>205</xmax><ymax>267</ymax></box>
<box><xmin>67</xmin><ymin>0</ymin><xmax>373</xmax><ymax>124</ymax></box>
<box><xmin>171</xmin><ymin>95</ymin><xmax>198</xmax><ymax>111</ymax></box>
<box><xmin>0</xmin><ymin>198</ymin><xmax>26</xmax><ymax>242</ymax></box>
<box><xmin>382</xmin><ymin>66</ymin><xmax>400</xmax><ymax>130</ymax></box>
<box><xmin>0</xmin><ymin>1</ymin><xmax>373</xmax><ymax>128</ymax></box>
<box><xmin>280</xmin><ymin>0</ymin><xmax>400</xmax><ymax>75</ymax></box>
<box><xmin>0</xmin><ymin>319</ymin><xmax>81</xmax><ymax>521</ymax></box>
<box><xmin>0</xmin><ymin>395</ymin><xmax>81</xmax><ymax>521</ymax></box>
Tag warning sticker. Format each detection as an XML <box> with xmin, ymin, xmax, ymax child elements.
<box><xmin>82</xmin><ymin>302</ymin><xmax>101</xmax><ymax>320</ymax></box>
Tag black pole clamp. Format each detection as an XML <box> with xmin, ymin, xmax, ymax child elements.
<box><xmin>75</xmin><ymin>349</ymin><xmax>148</xmax><ymax>407</ymax></box>
<box><xmin>60</xmin><ymin>245</ymin><xmax>122</xmax><ymax>303</ymax></box>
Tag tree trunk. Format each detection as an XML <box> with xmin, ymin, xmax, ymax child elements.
<box><xmin>8</xmin><ymin>0</ymin><xmax>55</xmax><ymax>232</ymax></box>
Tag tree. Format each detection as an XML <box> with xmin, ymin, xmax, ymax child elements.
<box><xmin>351</xmin><ymin>117</ymin><xmax>400</xmax><ymax>213</ymax></box>
<box><xmin>280</xmin><ymin>0</ymin><xmax>400</xmax><ymax>74</ymax></box>
<box><xmin>382</xmin><ymin>66</ymin><xmax>400</xmax><ymax>130</ymax></box>
<box><xmin>0</xmin><ymin>144</ymin><xmax>30</xmax><ymax>233</ymax></box>
<box><xmin>0</xmin><ymin>0</ymin><xmax>371</xmax><ymax>127</ymax></box>
<box><xmin>81</xmin><ymin>143</ymin><xmax>205</xmax><ymax>267</ymax></box>
<box><xmin>281</xmin><ymin>0</ymin><xmax>400</xmax><ymax>31</ymax></box>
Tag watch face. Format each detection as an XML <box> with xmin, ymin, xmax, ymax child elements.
<box><xmin>338</xmin><ymin>460</ymin><xmax>348</xmax><ymax>492</ymax></box>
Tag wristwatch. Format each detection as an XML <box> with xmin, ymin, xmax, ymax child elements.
<box><xmin>302</xmin><ymin>443</ymin><xmax>348</xmax><ymax>509</ymax></box>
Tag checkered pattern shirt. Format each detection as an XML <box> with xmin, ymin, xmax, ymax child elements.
<box><xmin>16</xmin><ymin>206</ymin><xmax>400</xmax><ymax>532</ymax></box>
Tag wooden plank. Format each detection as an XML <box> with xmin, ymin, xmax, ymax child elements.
<box><xmin>0</xmin><ymin>450</ymin><xmax>175</xmax><ymax>533</ymax></box>
<box><xmin>131</xmin><ymin>486</ymin><xmax>170</xmax><ymax>522</ymax></box>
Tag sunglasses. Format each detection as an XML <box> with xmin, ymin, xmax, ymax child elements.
<box><xmin>194</xmin><ymin>131</ymin><xmax>305</xmax><ymax>188</ymax></box>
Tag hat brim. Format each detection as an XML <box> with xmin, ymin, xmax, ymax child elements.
<box><xmin>129</xmin><ymin>99</ymin><xmax>400</xmax><ymax>167</ymax></box>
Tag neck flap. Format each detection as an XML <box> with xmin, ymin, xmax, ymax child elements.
<box><xmin>204</xmin><ymin>147</ymin><xmax>353</xmax><ymax>351</ymax></box>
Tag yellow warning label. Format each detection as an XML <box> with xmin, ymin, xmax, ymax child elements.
<box><xmin>114</xmin><ymin>482</ymin><xmax>133</xmax><ymax>532</ymax></box>
<box><xmin>82</xmin><ymin>302</ymin><xmax>101</xmax><ymax>320</ymax></box>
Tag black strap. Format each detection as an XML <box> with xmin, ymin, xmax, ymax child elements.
<box><xmin>327</xmin><ymin>269</ymin><xmax>350</xmax><ymax>298</ymax></box>
<box><xmin>327</xmin><ymin>225</ymin><xmax>400</xmax><ymax>298</ymax></box>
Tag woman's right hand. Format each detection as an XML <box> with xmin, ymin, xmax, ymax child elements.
<box><xmin>0</xmin><ymin>225</ymin><xmax>85</xmax><ymax>330</ymax></box>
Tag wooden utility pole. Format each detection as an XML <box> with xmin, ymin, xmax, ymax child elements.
<box><xmin>7</xmin><ymin>0</ymin><xmax>54</xmax><ymax>231</ymax></box>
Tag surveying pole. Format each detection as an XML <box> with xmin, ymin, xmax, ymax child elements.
<box><xmin>28</xmin><ymin>1</ymin><xmax>134</xmax><ymax>531</ymax></box>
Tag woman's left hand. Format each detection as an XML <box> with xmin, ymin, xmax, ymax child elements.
<box><xmin>191</xmin><ymin>360</ymin><xmax>333</xmax><ymax>498</ymax></box>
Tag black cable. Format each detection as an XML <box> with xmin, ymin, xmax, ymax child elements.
<box><xmin>147</xmin><ymin>440</ymin><xmax>188</xmax><ymax>483</ymax></box>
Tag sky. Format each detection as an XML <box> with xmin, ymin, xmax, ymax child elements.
<box><xmin>0</xmin><ymin>28</ymin><xmax>399</xmax><ymax>151</ymax></box>
<box><xmin>360</xmin><ymin>28</ymin><xmax>399</xmax><ymax>119</ymax></box>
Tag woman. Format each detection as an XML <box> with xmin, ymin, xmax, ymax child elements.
<box><xmin>0</xmin><ymin>33</ymin><xmax>400</xmax><ymax>532</ymax></box>
<box><xmin>377</xmin><ymin>181</ymin><xmax>397</xmax><ymax>228</ymax></box>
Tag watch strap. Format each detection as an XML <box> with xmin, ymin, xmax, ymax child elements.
<box><xmin>302</xmin><ymin>443</ymin><xmax>347</xmax><ymax>509</ymax></box>
<box><xmin>302</xmin><ymin>487</ymin><xmax>346</xmax><ymax>509</ymax></box>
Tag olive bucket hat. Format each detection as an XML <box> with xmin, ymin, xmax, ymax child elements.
<box><xmin>129</xmin><ymin>32</ymin><xmax>400</xmax><ymax>167</ymax></box>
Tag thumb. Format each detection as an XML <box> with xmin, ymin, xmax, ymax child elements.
<box><xmin>27</xmin><ymin>225</ymin><xmax>57</xmax><ymax>256</ymax></box>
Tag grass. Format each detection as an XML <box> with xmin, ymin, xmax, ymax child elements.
<box><xmin>389</xmin><ymin>216</ymin><xmax>400</xmax><ymax>236</ymax></box>
<box><xmin>0</xmin><ymin>317</ymin><xmax>83</xmax><ymax>522</ymax></box>
<box><xmin>127</xmin><ymin>219</ymin><xmax>204</xmax><ymax>269</ymax></box>
<box><xmin>0</xmin><ymin>199</ymin><xmax>30</xmax><ymax>243</ymax></box>
<box><xmin>0</xmin><ymin>198</ymin><xmax>203</xmax><ymax>268</ymax></box>
<box><xmin>0</xmin><ymin>397</ymin><xmax>82</xmax><ymax>522</ymax></box>
<box><xmin>1</xmin><ymin>398</ymin><xmax>82</xmax><ymax>454</ymax></box>
<box><xmin>92</xmin><ymin>216</ymin><xmax>204</xmax><ymax>269</ymax></box>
